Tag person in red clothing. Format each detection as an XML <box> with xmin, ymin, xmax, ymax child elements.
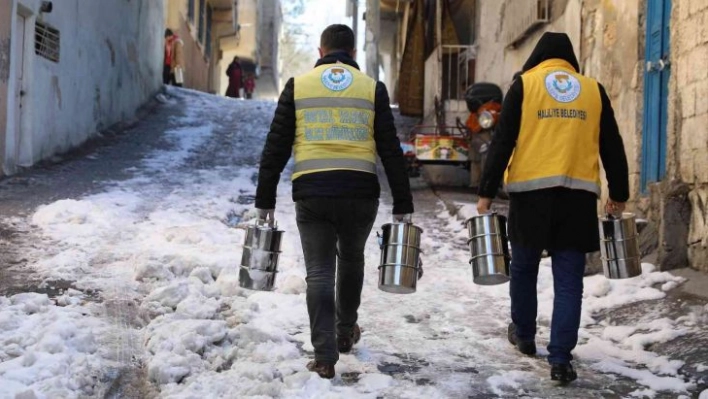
<box><xmin>225</xmin><ymin>56</ymin><xmax>243</xmax><ymax>98</ymax></box>
<box><xmin>244</xmin><ymin>73</ymin><xmax>256</xmax><ymax>99</ymax></box>
<box><xmin>163</xmin><ymin>29</ymin><xmax>184</xmax><ymax>87</ymax></box>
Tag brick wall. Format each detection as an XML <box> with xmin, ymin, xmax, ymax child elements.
<box><xmin>671</xmin><ymin>0</ymin><xmax>708</xmax><ymax>271</ymax></box>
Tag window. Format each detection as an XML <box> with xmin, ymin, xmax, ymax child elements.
<box><xmin>198</xmin><ymin>0</ymin><xmax>206</xmax><ymax>44</ymax></box>
<box><xmin>188</xmin><ymin>0</ymin><xmax>195</xmax><ymax>23</ymax></box>
<box><xmin>206</xmin><ymin>4</ymin><xmax>213</xmax><ymax>57</ymax></box>
<box><xmin>35</xmin><ymin>21</ymin><xmax>60</xmax><ymax>62</ymax></box>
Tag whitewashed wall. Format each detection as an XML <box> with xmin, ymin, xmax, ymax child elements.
<box><xmin>4</xmin><ymin>0</ymin><xmax>164</xmax><ymax>173</ymax></box>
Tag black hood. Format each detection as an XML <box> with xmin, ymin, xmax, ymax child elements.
<box><xmin>522</xmin><ymin>32</ymin><xmax>580</xmax><ymax>73</ymax></box>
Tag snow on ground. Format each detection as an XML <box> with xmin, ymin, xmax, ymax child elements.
<box><xmin>0</xmin><ymin>88</ymin><xmax>703</xmax><ymax>398</ymax></box>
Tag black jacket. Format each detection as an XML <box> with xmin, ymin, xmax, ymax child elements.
<box><xmin>478</xmin><ymin>33</ymin><xmax>630</xmax><ymax>252</ymax></box>
<box><xmin>255</xmin><ymin>53</ymin><xmax>414</xmax><ymax>214</ymax></box>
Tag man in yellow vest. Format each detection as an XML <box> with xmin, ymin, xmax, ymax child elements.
<box><xmin>477</xmin><ymin>32</ymin><xmax>629</xmax><ymax>383</ymax></box>
<box><xmin>255</xmin><ymin>24</ymin><xmax>414</xmax><ymax>379</ymax></box>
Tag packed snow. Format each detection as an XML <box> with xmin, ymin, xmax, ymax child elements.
<box><xmin>0</xmin><ymin>89</ymin><xmax>704</xmax><ymax>398</ymax></box>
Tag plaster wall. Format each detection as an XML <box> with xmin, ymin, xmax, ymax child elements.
<box><xmin>4</xmin><ymin>0</ymin><xmax>164</xmax><ymax>173</ymax></box>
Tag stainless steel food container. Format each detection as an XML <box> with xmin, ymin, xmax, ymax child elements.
<box><xmin>465</xmin><ymin>213</ymin><xmax>511</xmax><ymax>285</ymax></box>
<box><xmin>599</xmin><ymin>213</ymin><xmax>642</xmax><ymax>279</ymax></box>
<box><xmin>377</xmin><ymin>222</ymin><xmax>423</xmax><ymax>294</ymax></box>
<box><xmin>239</xmin><ymin>220</ymin><xmax>284</xmax><ymax>291</ymax></box>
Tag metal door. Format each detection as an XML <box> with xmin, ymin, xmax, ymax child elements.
<box><xmin>641</xmin><ymin>0</ymin><xmax>671</xmax><ymax>191</ymax></box>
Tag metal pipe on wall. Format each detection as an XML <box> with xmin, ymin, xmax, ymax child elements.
<box><xmin>365</xmin><ymin>0</ymin><xmax>379</xmax><ymax>80</ymax></box>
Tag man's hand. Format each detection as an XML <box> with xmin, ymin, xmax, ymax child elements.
<box><xmin>605</xmin><ymin>199</ymin><xmax>625</xmax><ymax>217</ymax></box>
<box><xmin>476</xmin><ymin>197</ymin><xmax>493</xmax><ymax>215</ymax></box>
<box><xmin>257</xmin><ymin>208</ymin><xmax>275</xmax><ymax>223</ymax></box>
<box><xmin>417</xmin><ymin>258</ymin><xmax>424</xmax><ymax>280</ymax></box>
<box><xmin>393</xmin><ymin>214</ymin><xmax>413</xmax><ymax>223</ymax></box>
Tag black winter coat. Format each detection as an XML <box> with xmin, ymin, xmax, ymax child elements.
<box><xmin>478</xmin><ymin>33</ymin><xmax>629</xmax><ymax>253</ymax></box>
<box><xmin>255</xmin><ymin>53</ymin><xmax>414</xmax><ymax>215</ymax></box>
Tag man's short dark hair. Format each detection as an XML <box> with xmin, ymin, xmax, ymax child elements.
<box><xmin>320</xmin><ymin>24</ymin><xmax>355</xmax><ymax>53</ymax></box>
<box><xmin>165</xmin><ymin>28</ymin><xmax>174</xmax><ymax>38</ymax></box>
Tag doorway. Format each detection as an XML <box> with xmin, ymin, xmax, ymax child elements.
<box><xmin>641</xmin><ymin>0</ymin><xmax>671</xmax><ymax>191</ymax></box>
<box><xmin>7</xmin><ymin>11</ymin><xmax>32</xmax><ymax>172</ymax></box>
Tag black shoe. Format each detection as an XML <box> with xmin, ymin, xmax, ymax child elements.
<box><xmin>507</xmin><ymin>323</ymin><xmax>536</xmax><ymax>356</ymax></box>
<box><xmin>306</xmin><ymin>360</ymin><xmax>335</xmax><ymax>379</ymax></box>
<box><xmin>337</xmin><ymin>324</ymin><xmax>361</xmax><ymax>353</ymax></box>
<box><xmin>550</xmin><ymin>363</ymin><xmax>578</xmax><ymax>384</ymax></box>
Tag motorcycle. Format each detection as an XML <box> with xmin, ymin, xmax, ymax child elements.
<box><xmin>459</xmin><ymin>82</ymin><xmax>504</xmax><ymax>187</ymax></box>
<box><xmin>400</xmin><ymin>140</ymin><xmax>422</xmax><ymax>177</ymax></box>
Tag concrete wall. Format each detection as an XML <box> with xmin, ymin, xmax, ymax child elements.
<box><xmin>3</xmin><ymin>0</ymin><xmax>164</xmax><ymax>174</ymax></box>
<box><xmin>475</xmin><ymin>0</ymin><xmax>582</xmax><ymax>91</ymax></box>
<box><xmin>256</xmin><ymin>0</ymin><xmax>282</xmax><ymax>97</ymax></box>
<box><xmin>0</xmin><ymin>0</ymin><xmax>11</xmax><ymax>171</ymax></box>
<box><xmin>669</xmin><ymin>0</ymin><xmax>708</xmax><ymax>272</ymax></box>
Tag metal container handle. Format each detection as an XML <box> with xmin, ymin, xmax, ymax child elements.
<box><xmin>376</xmin><ymin>231</ymin><xmax>384</xmax><ymax>250</ymax></box>
<box><xmin>256</xmin><ymin>218</ymin><xmax>277</xmax><ymax>229</ymax></box>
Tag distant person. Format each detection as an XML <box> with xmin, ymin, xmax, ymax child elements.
<box><xmin>225</xmin><ymin>57</ymin><xmax>243</xmax><ymax>98</ymax></box>
<box><xmin>244</xmin><ymin>73</ymin><xmax>256</xmax><ymax>99</ymax></box>
<box><xmin>164</xmin><ymin>29</ymin><xmax>184</xmax><ymax>87</ymax></box>
<box><xmin>477</xmin><ymin>32</ymin><xmax>629</xmax><ymax>384</ymax></box>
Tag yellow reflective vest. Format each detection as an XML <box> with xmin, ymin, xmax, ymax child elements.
<box><xmin>506</xmin><ymin>59</ymin><xmax>603</xmax><ymax>196</ymax></box>
<box><xmin>292</xmin><ymin>63</ymin><xmax>377</xmax><ymax>181</ymax></box>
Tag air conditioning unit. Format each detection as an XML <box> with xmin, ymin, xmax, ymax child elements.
<box><xmin>504</xmin><ymin>0</ymin><xmax>550</xmax><ymax>48</ymax></box>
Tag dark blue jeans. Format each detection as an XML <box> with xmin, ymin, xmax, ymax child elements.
<box><xmin>296</xmin><ymin>197</ymin><xmax>379</xmax><ymax>364</ymax></box>
<box><xmin>509</xmin><ymin>244</ymin><xmax>585</xmax><ymax>365</ymax></box>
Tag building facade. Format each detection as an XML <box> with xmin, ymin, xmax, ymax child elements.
<box><xmin>0</xmin><ymin>0</ymin><xmax>164</xmax><ymax>175</ymax></box>
<box><xmin>474</xmin><ymin>0</ymin><xmax>707</xmax><ymax>273</ymax></box>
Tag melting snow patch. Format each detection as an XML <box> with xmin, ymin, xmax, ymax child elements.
<box><xmin>4</xmin><ymin>89</ymin><xmax>704</xmax><ymax>398</ymax></box>
<box><xmin>486</xmin><ymin>370</ymin><xmax>533</xmax><ymax>396</ymax></box>
<box><xmin>630</xmin><ymin>388</ymin><xmax>657</xmax><ymax>398</ymax></box>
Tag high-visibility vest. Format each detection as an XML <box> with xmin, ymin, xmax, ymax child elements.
<box><xmin>292</xmin><ymin>62</ymin><xmax>377</xmax><ymax>180</ymax></box>
<box><xmin>505</xmin><ymin>59</ymin><xmax>603</xmax><ymax>196</ymax></box>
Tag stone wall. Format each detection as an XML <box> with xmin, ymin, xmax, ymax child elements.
<box><xmin>579</xmin><ymin>0</ymin><xmax>643</xmax><ymax>207</ymax></box>
<box><xmin>475</xmin><ymin>0</ymin><xmax>582</xmax><ymax>90</ymax></box>
<box><xmin>476</xmin><ymin>0</ymin><xmax>642</xmax><ymax>208</ymax></box>
<box><xmin>669</xmin><ymin>0</ymin><xmax>708</xmax><ymax>272</ymax></box>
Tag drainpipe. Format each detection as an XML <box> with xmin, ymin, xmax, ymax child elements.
<box><xmin>365</xmin><ymin>0</ymin><xmax>379</xmax><ymax>80</ymax></box>
<box><xmin>352</xmin><ymin>0</ymin><xmax>358</xmax><ymax>47</ymax></box>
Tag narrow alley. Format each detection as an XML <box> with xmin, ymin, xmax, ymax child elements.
<box><xmin>0</xmin><ymin>89</ymin><xmax>705</xmax><ymax>398</ymax></box>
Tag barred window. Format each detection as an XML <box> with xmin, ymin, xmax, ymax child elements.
<box><xmin>35</xmin><ymin>21</ymin><xmax>60</xmax><ymax>63</ymax></box>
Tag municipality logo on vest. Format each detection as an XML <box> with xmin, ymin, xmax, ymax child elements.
<box><xmin>321</xmin><ymin>66</ymin><xmax>354</xmax><ymax>91</ymax></box>
<box><xmin>545</xmin><ymin>71</ymin><xmax>581</xmax><ymax>103</ymax></box>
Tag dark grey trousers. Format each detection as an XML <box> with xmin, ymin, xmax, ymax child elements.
<box><xmin>295</xmin><ymin>197</ymin><xmax>379</xmax><ymax>364</ymax></box>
